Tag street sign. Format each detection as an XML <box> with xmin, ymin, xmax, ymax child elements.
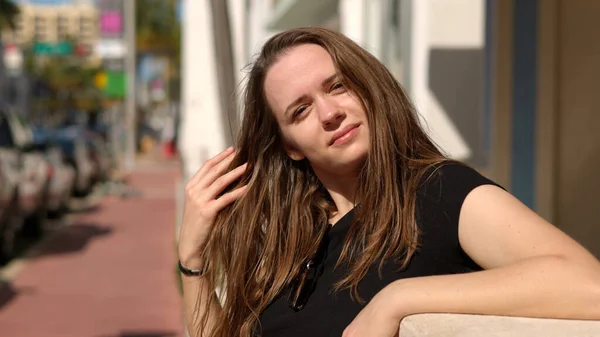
<box><xmin>103</xmin><ymin>71</ymin><xmax>126</xmax><ymax>98</ymax></box>
<box><xmin>94</xmin><ymin>39</ymin><xmax>126</xmax><ymax>58</ymax></box>
<box><xmin>102</xmin><ymin>58</ymin><xmax>125</xmax><ymax>71</ymax></box>
<box><xmin>100</xmin><ymin>11</ymin><xmax>123</xmax><ymax>36</ymax></box>
<box><xmin>32</xmin><ymin>42</ymin><xmax>73</xmax><ymax>56</ymax></box>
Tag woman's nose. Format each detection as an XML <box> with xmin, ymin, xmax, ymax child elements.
<box><xmin>318</xmin><ymin>98</ymin><xmax>345</xmax><ymax>129</ymax></box>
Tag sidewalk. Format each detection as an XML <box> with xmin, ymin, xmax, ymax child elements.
<box><xmin>0</xmin><ymin>159</ymin><xmax>185</xmax><ymax>337</ymax></box>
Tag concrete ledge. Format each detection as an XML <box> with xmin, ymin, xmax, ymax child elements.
<box><xmin>399</xmin><ymin>313</ymin><xmax>600</xmax><ymax>337</ymax></box>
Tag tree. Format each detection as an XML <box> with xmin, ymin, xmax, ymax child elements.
<box><xmin>135</xmin><ymin>0</ymin><xmax>181</xmax><ymax>55</ymax></box>
<box><xmin>0</xmin><ymin>0</ymin><xmax>20</xmax><ymax>108</ymax></box>
<box><xmin>135</xmin><ymin>0</ymin><xmax>181</xmax><ymax>99</ymax></box>
<box><xmin>0</xmin><ymin>0</ymin><xmax>20</xmax><ymax>31</ymax></box>
<box><xmin>21</xmin><ymin>33</ymin><xmax>102</xmax><ymax>118</ymax></box>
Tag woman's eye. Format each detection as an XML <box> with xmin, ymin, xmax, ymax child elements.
<box><xmin>331</xmin><ymin>82</ymin><xmax>345</xmax><ymax>93</ymax></box>
<box><xmin>293</xmin><ymin>106</ymin><xmax>307</xmax><ymax>117</ymax></box>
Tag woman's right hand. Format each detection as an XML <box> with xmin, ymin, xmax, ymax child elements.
<box><xmin>178</xmin><ymin>147</ymin><xmax>248</xmax><ymax>269</ymax></box>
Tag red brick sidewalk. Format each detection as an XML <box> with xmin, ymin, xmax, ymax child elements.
<box><xmin>0</xmin><ymin>160</ymin><xmax>185</xmax><ymax>337</ymax></box>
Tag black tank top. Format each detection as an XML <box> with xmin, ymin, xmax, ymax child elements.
<box><xmin>258</xmin><ymin>162</ymin><xmax>501</xmax><ymax>336</ymax></box>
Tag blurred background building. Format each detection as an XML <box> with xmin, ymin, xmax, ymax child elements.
<box><xmin>1</xmin><ymin>1</ymin><xmax>99</xmax><ymax>64</ymax></box>
<box><xmin>1</xmin><ymin>2</ymin><xmax>98</xmax><ymax>45</ymax></box>
<box><xmin>179</xmin><ymin>0</ymin><xmax>600</xmax><ymax>258</ymax></box>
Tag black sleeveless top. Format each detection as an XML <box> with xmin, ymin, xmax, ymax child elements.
<box><xmin>258</xmin><ymin>162</ymin><xmax>501</xmax><ymax>336</ymax></box>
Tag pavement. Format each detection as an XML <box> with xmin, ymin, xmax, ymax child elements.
<box><xmin>0</xmin><ymin>158</ymin><xmax>185</xmax><ymax>337</ymax></box>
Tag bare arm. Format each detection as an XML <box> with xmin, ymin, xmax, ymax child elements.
<box><xmin>178</xmin><ymin>147</ymin><xmax>248</xmax><ymax>336</ymax></box>
<box><xmin>343</xmin><ymin>185</ymin><xmax>600</xmax><ymax>337</ymax></box>
<box><xmin>389</xmin><ymin>184</ymin><xmax>600</xmax><ymax>319</ymax></box>
<box><xmin>182</xmin><ymin>273</ymin><xmax>222</xmax><ymax>337</ymax></box>
<box><xmin>387</xmin><ymin>254</ymin><xmax>600</xmax><ymax>320</ymax></box>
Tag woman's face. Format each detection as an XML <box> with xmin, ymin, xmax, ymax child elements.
<box><xmin>264</xmin><ymin>44</ymin><xmax>370</xmax><ymax>177</ymax></box>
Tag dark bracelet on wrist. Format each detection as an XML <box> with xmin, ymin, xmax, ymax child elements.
<box><xmin>178</xmin><ymin>260</ymin><xmax>204</xmax><ymax>277</ymax></box>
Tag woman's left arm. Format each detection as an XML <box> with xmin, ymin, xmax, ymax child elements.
<box><xmin>344</xmin><ymin>185</ymin><xmax>600</xmax><ymax>337</ymax></box>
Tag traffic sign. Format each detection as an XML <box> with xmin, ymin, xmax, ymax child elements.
<box><xmin>103</xmin><ymin>71</ymin><xmax>126</xmax><ymax>98</ymax></box>
<box><xmin>32</xmin><ymin>42</ymin><xmax>73</xmax><ymax>55</ymax></box>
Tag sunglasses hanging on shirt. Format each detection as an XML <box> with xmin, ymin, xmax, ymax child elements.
<box><xmin>288</xmin><ymin>223</ymin><xmax>332</xmax><ymax>311</ymax></box>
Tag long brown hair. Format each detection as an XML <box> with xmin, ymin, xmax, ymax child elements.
<box><xmin>193</xmin><ymin>27</ymin><xmax>447</xmax><ymax>337</ymax></box>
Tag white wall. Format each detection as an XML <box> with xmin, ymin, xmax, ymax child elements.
<box><xmin>228</xmin><ymin>0</ymin><xmax>248</xmax><ymax>92</ymax></box>
<box><xmin>428</xmin><ymin>0</ymin><xmax>485</xmax><ymax>47</ymax></box>
<box><xmin>340</xmin><ymin>0</ymin><xmax>367</xmax><ymax>47</ymax></box>
<box><xmin>247</xmin><ymin>0</ymin><xmax>278</xmax><ymax>62</ymax></box>
<box><xmin>339</xmin><ymin>0</ymin><xmax>385</xmax><ymax>59</ymax></box>
<box><xmin>407</xmin><ymin>0</ymin><xmax>485</xmax><ymax>161</ymax></box>
<box><xmin>179</xmin><ymin>0</ymin><xmax>230</xmax><ymax>180</ymax></box>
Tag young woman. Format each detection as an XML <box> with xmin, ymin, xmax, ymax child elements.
<box><xmin>177</xmin><ymin>27</ymin><xmax>600</xmax><ymax>337</ymax></box>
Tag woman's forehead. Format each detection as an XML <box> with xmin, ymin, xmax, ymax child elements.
<box><xmin>264</xmin><ymin>45</ymin><xmax>337</xmax><ymax>113</ymax></box>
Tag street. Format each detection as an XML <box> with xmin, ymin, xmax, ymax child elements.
<box><xmin>0</xmin><ymin>158</ymin><xmax>184</xmax><ymax>337</ymax></box>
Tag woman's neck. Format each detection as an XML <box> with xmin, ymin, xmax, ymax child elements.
<box><xmin>314</xmin><ymin>168</ymin><xmax>358</xmax><ymax>225</ymax></box>
<box><xmin>328</xmin><ymin>198</ymin><xmax>355</xmax><ymax>224</ymax></box>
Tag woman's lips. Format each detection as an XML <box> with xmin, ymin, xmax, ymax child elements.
<box><xmin>331</xmin><ymin>124</ymin><xmax>360</xmax><ymax>146</ymax></box>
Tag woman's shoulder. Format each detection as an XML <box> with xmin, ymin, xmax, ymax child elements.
<box><xmin>417</xmin><ymin>160</ymin><xmax>504</xmax><ymax>205</ymax></box>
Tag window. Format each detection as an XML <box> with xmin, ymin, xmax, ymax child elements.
<box><xmin>58</xmin><ymin>16</ymin><xmax>67</xmax><ymax>28</ymax></box>
<box><xmin>79</xmin><ymin>17</ymin><xmax>90</xmax><ymax>31</ymax></box>
<box><xmin>57</xmin><ymin>15</ymin><xmax>68</xmax><ymax>39</ymax></box>
<box><xmin>34</xmin><ymin>16</ymin><xmax>45</xmax><ymax>41</ymax></box>
<box><xmin>34</xmin><ymin>16</ymin><xmax>44</xmax><ymax>27</ymax></box>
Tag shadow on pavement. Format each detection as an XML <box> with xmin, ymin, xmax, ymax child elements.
<box><xmin>0</xmin><ymin>279</ymin><xmax>18</xmax><ymax>310</ymax></box>
<box><xmin>35</xmin><ymin>223</ymin><xmax>113</xmax><ymax>257</ymax></box>
<box><xmin>0</xmin><ymin>278</ymin><xmax>35</xmax><ymax>312</ymax></box>
<box><xmin>67</xmin><ymin>203</ymin><xmax>103</xmax><ymax>215</ymax></box>
<box><xmin>98</xmin><ymin>331</ymin><xmax>179</xmax><ymax>337</ymax></box>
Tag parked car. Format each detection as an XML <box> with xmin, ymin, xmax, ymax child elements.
<box><xmin>0</xmin><ymin>147</ymin><xmax>22</xmax><ymax>264</ymax></box>
<box><xmin>32</xmin><ymin>129</ymin><xmax>76</xmax><ymax>218</ymax></box>
<box><xmin>0</xmin><ymin>109</ymin><xmax>50</xmax><ymax>238</ymax></box>
<box><xmin>86</xmin><ymin>132</ymin><xmax>113</xmax><ymax>184</ymax></box>
<box><xmin>0</xmin><ymin>112</ymin><xmax>24</xmax><ymax>262</ymax></box>
<box><xmin>53</xmin><ymin>126</ymin><xmax>96</xmax><ymax>197</ymax></box>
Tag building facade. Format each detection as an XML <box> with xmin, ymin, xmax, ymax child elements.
<box><xmin>1</xmin><ymin>2</ymin><xmax>99</xmax><ymax>55</ymax></box>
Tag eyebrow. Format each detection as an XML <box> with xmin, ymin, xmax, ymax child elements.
<box><xmin>284</xmin><ymin>74</ymin><xmax>340</xmax><ymax>117</ymax></box>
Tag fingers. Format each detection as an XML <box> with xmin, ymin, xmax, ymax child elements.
<box><xmin>197</xmin><ymin>151</ymin><xmax>239</xmax><ymax>190</ymax></box>
<box><xmin>211</xmin><ymin>184</ymin><xmax>249</xmax><ymax>212</ymax></box>
<box><xmin>206</xmin><ymin>162</ymin><xmax>248</xmax><ymax>200</ymax></box>
<box><xmin>188</xmin><ymin>146</ymin><xmax>235</xmax><ymax>187</ymax></box>
<box><xmin>184</xmin><ymin>147</ymin><xmax>249</xmax><ymax>219</ymax></box>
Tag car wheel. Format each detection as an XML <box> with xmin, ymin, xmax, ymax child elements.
<box><xmin>22</xmin><ymin>202</ymin><xmax>47</xmax><ymax>239</ymax></box>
